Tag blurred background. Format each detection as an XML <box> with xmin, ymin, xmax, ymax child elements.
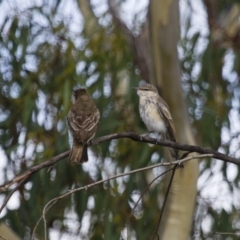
<box><xmin>0</xmin><ymin>0</ymin><xmax>240</xmax><ymax>239</ymax></box>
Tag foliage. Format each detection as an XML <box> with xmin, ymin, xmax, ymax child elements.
<box><xmin>180</xmin><ymin>1</ymin><xmax>240</xmax><ymax>238</ymax></box>
<box><xmin>0</xmin><ymin>1</ymin><xmax>154</xmax><ymax>239</ymax></box>
<box><xmin>0</xmin><ymin>0</ymin><xmax>240</xmax><ymax>239</ymax></box>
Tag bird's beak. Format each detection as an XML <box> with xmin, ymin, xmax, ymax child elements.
<box><xmin>132</xmin><ymin>87</ymin><xmax>138</xmax><ymax>90</ymax></box>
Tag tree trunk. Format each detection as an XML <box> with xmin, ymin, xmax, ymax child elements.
<box><xmin>149</xmin><ymin>0</ymin><xmax>199</xmax><ymax>239</ymax></box>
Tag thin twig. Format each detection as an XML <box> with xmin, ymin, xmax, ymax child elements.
<box><xmin>31</xmin><ymin>199</ymin><xmax>59</xmax><ymax>240</ymax></box>
<box><xmin>215</xmin><ymin>232</ymin><xmax>240</xmax><ymax>236</ymax></box>
<box><xmin>131</xmin><ymin>167</ymin><xmax>175</xmax><ymax>216</ymax></box>
<box><xmin>127</xmin><ymin>167</ymin><xmax>175</xmax><ymax>240</ymax></box>
<box><xmin>31</xmin><ymin>214</ymin><xmax>43</xmax><ymax>240</ymax></box>
<box><xmin>0</xmin><ymin>177</ymin><xmax>27</xmax><ymax>214</ymax></box>
<box><xmin>43</xmin><ymin>199</ymin><xmax>59</xmax><ymax>240</ymax></box>
<box><xmin>31</xmin><ymin>154</ymin><xmax>211</xmax><ymax>239</ymax></box>
<box><xmin>152</xmin><ymin>165</ymin><xmax>178</xmax><ymax>239</ymax></box>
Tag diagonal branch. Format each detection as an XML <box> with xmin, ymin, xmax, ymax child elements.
<box><xmin>152</xmin><ymin>165</ymin><xmax>177</xmax><ymax>239</ymax></box>
<box><xmin>107</xmin><ymin>0</ymin><xmax>150</xmax><ymax>82</ymax></box>
<box><xmin>130</xmin><ymin>167</ymin><xmax>175</xmax><ymax>217</ymax></box>
<box><xmin>77</xmin><ymin>0</ymin><xmax>100</xmax><ymax>36</ymax></box>
<box><xmin>0</xmin><ymin>151</ymin><xmax>69</xmax><ymax>193</ymax></box>
<box><xmin>107</xmin><ymin>0</ymin><xmax>134</xmax><ymax>48</ymax></box>
<box><xmin>0</xmin><ymin>131</ymin><xmax>239</xmax><ymax>195</ymax></box>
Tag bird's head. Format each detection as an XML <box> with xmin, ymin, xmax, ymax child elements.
<box><xmin>133</xmin><ymin>84</ymin><xmax>159</xmax><ymax>98</ymax></box>
<box><xmin>72</xmin><ymin>88</ymin><xmax>88</xmax><ymax>102</ymax></box>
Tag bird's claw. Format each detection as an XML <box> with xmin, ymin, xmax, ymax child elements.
<box><xmin>140</xmin><ymin>133</ymin><xmax>149</xmax><ymax>141</ymax></box>
<box><xmin>177</xmin><ymin>161</ymin><xmax>184</xmax><ymax>168</ymax></box>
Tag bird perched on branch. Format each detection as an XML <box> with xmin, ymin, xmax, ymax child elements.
<box><xmin>67</xmin><ymin>88</ymin><xmax>100</xmax><ymax>164</ymax></box>
<box><xmin>133</xmin><ymin>83</ymin><xmax>178</xmax><ymax>160</ymax></box>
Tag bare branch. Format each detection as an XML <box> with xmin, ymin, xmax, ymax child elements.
<box><xmin>0</xmin><ymin>151</ymin><xmax>69</xmax><ymax>193</ymax></box>
<box><xmin>90</xmin><ymin>132</ymin><xmax>240</xmax><ymax>165</ymax></box>
<box><xmin>0</xmin><ymin>131</ymin><xmax>239</xmax><ymax>195</ymax></box>
<box><xmin>31</xmin><ymin>153</ymin><xmax>210</xmax><ymax>239</ymax></box>
<box><xmin>107</xmin><ymin>0</ymin><xmax>134</xmax><ymax>48</ymax></box>
<box><xmin>152</xmin><ymin>165</ymin><xmax>177</xmax><ymax>239</ymax></box>
<box><xmin>108</xmin><ymin>0</ymin><xmax>150</xmax><ymax>81</ymax></box>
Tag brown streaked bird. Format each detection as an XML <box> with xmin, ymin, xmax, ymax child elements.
<box><xmin>67</xmin><ymin>88</ymin><xmax>100</xmax><ymax>164</ymax></box>
<box><xmin>133</xmin><ymin>83</ymin><xmax>178</xmax><ymax>160</ymax></box>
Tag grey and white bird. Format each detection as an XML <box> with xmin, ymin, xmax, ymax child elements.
<box><xmin>67</xmin><ymin>88</ymin><xmax>100</xmax><ymax>164</ymax></box>
<box><xmin>134</xmin><ymin>83</ymin><xmax>178</xmax><ymax>160</ymax></box>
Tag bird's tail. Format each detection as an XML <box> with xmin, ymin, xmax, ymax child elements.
<box><xmin>163</xmin><ymin>132</ymin><xmax>179</xmax><ymax>161</ymax></box>
<box><xmin>68</xmin><ymin>142</ymin><xmax>88</xmax><ymax>164</ymax></box>
<box><xmin>169</xmin><ymin>147</ymin><xmax>178</xmax><ymax>161</ymax></box>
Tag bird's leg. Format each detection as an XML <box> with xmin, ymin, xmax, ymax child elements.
<box><xmin>177</xmin><ymin>160</ymin><xmax>184</xmax><ymax>168</ymax></box>
<box><xmin>149</xmin><ymin>132</ymin><xmax>160</xmax><ymax>146</ymax></box>
<box><xmin>177</xmin><ymin>153</ymin><xmax>185</xmax><ymax>168</ymax></box>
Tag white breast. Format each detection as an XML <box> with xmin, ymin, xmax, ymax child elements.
<box><xmin>139</xmin><ymin>97</ymin><xmax>167</xmax><ymax>133</ymax></box>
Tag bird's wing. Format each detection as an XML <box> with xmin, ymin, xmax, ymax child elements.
<box><xmin>157</xmin><ymin>101</ymin><xmax>176</xmax><ymax>142</ymax></box>
<box><xmin>68</xmin><ymin>108</ymin><xmax>100</xmax><ymax>132</ymax></box>
<box><xmin>81</xmin><ymin>109</ymin><xmax>100</xmax><ymax>132</ymax></box>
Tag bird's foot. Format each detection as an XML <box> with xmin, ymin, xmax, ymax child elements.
<box><xmin>140</xmin><ymin>133</ymin><xmax>149</xmax><ymax>141</ymax></box>
<box><xmin>177</xmin><ymin>160</ymin><xmax>184</xmax><ymax>168</ymax></box>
